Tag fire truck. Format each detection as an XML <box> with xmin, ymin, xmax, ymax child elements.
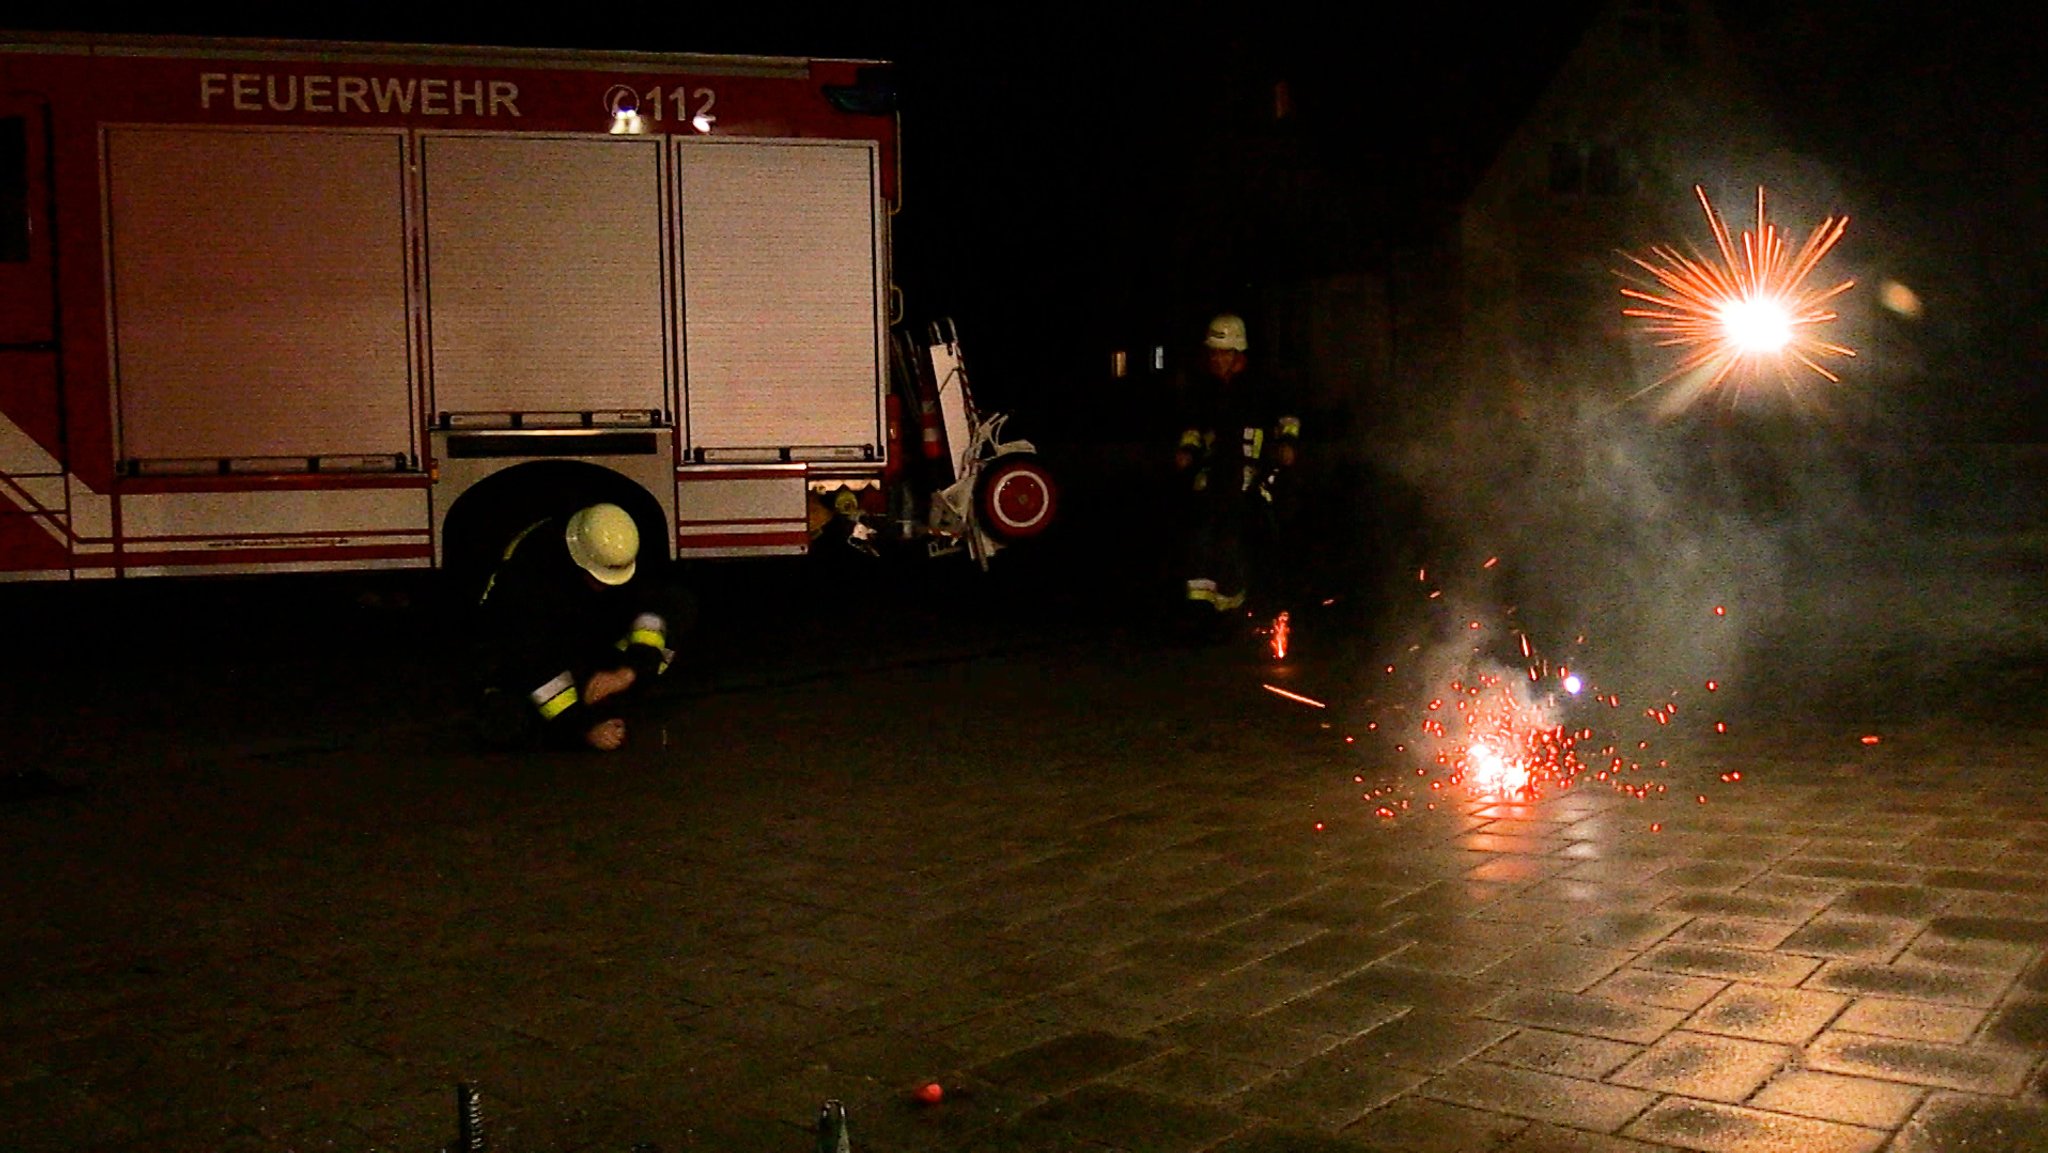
<box><xmin>0</xmin><ymin>31</ymin><xmax>1055</xmax><ymax>584</ymax></box>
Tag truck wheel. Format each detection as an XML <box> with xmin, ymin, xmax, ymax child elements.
<box><xmin>976</xmin><ymin>455</ymin><xmax>1056</xmax><ymax>541</ymax></box>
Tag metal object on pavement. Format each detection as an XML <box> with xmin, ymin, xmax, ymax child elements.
<box><xmin>817</xmin><ymin>1099</ymin><xmax>851</xmax><ymax>1153</ymax></box>
<box><xmin>450</xmin><ymin>1082</ymin><xmax>486</xmax><ymax>1152</ymax></box>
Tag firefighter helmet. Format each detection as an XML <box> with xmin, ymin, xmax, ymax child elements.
<box><xmin>1203</xmin><ymin>313</ymin><xmax>1248</xmax><ymax>352</ymax></box>
<box><xmin>564</xmin><ymin>503</ymin><xmax>639</xmax><ymax>585</ymax></box>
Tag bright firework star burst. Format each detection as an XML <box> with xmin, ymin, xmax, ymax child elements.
<box><xmin>1619</xmin><ymin>185</ymin><xmax>1856</xmax><ymax>411</ymax></box>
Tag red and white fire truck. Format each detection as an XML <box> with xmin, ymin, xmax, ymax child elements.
<box><xmin>0</xmin><ymin>31</ymin><xmax>1054</xmax><ymax>583</ymax></box>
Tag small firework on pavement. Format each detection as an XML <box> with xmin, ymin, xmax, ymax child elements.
<box><xmin>1314</xmin><ymin>556</ymin><xmax>1738</xmax><ymax>826</ymax></box>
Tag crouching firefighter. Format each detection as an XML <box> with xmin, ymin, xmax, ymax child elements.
<box><xmin>470</xmin><ymin>503</ymin><xmax>692</xmax><ymax>752</ymax></box>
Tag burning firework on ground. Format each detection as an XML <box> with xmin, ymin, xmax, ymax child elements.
<box><xmin>1619</xmin><ymin>185</ymin><xmax>1855</xmax><ymax>411</ymax></box>
<box><xmin>1321</xmin><ymin>560</ymin><xmax>1734</xmax><ymax>821</ymax></box>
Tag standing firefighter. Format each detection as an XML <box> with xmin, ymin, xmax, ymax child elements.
<box><xmin>470</xmin><ymin>503</ymin><xmax>690</xmax><ymax>752</ymax></box>
<box><xmin>1173</xmin><ymin>313</ymin><xmax>1302</xmax><ymax>627</ymax></box>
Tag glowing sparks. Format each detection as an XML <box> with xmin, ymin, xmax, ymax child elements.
<box><xmin>1270</xmin><ymin>611</ymin><xmax>1291</xmax><ymax>660</ymax></box>
<box><xmin>1619</xmin><ymin>185</ymin><xmax>1855</xmax><ymax>409</ymax></box>
<box><xmin>1467</xmin><ymin>742</ymin><xmax>1532</xmax><ymax>797</ymax></box>
<box><xmin>1263</xmin><ymin>684</ymin><xmax>1326</xmax><ymax>709</ymax></box>
<box><xmin>1335</xmin><ymin>555</ymin><xmax>1736</xmax><ymax>833</ymax></box>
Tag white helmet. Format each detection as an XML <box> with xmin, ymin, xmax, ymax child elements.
<box><xmin>1203</xmin><ymin>313</ymin><xmax>1248</xmax><ymax>352</ymax></box>
<box><xmin>564</xmin><ymin>503</ymin><xmax>639</xmax><ymax>585</ymax></box>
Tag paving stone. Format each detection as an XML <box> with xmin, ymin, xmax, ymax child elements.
<box><xmin>1607</xmin><ymin>1031</ymin><xmax>1792</xmax><ymax>1102</ymax></box>
<box><xmin>1557</xmin><ymin>858</ymin><xmax>1671</xmax><ymax>885</ymax></box>
<box><xmin>1623</xmin><ymin>1095</ymin><xmax>1887</xmax><ymax>1152</ymax></box>
<box><xmin>1901</xmin><ymin>840</ymin><xmax>2007</xmax><ymax>868</ymax></box>
<box><xmin>1022</xmin><ymin>977</ymin><xmax>1198</xmax><ymax>1033</ymax></box>
<box><xmin>1237</xmin><ymin>1051</ymin><xmax>1425</xmax><ymax>1129</ymax></box>
<box><xmin>1739</xmin><ymin>874</ymin><xmax>1846</xmax><ymax>902</ymax></box>
<box><xmin>1805</xmin><ymin>960</ymin><xmax>2010</xmax><ymax>1007</ymax></box>
<box><xmin>1928</xmin><ymin>870</ymin><xmax>2042</xmax><ymax>895</ymax></box>
<box><xmin>967</xmin><ymin>1030</ymin><xmax>1159</xmax><ymax>1096</ymax></box>
<box><xmin>1197</xmin><ymin>960</ymin><xmax>1347</xmax><ymax>1017</ymax></box>
<box><xmin>1779</xmin><ymin>860</ymin><xmax>1920</xmax><ymax>886</ymax></box>
<box><xmin>1658</xmin><ymin>861</ymin><xmax>1768</xmax><ymax>888</ymax></box>
<box><xmin>1893</xmin><ymin>1092</ymin><xmax>2048</xmax><ymax>1153</ymax></box>
<box><xmin>1686</xmin><ymin>984</ymin><xmax>1848</xmax><ymax>1044</ymax></box>
<box><xmin>1391</xmin><ymin>912</ymin><xmax>1528</xmax><ymax>948</ymax></box>
<box><xmin>1899</xmin><ymin>937</ymin><xmax>2038</xmax><ymax>973</ymax></box>
<box><xmin>1250</xmin><ymin>981</ymin><xmax>1409</xmax><ymax>1042</ymax></box>
<box><xmin>932</xmin><ymin>1007</ymin><xmax>1071</xmax><ymax>1065</ymax></box>
<box><xmin>1337</xmin><ymin>1011</ymin><xmax>1516</xmax><ymax>1074</ymax></box>
<box><xmin>1829</xmin><ymin>885</ymin><xmax>1947</xmax><ymax>918</ymax></box>
<box><xmin>1925</xmin><ymin>915</ymin><xmax>2048</xmax><ymax>944</ymax></box>
<box><xmin>1266</xmin><ymin>889</ymin><xmax>1418</xmax><ymax>934</ymax></box>
<box><xmin>1376</xmin><ymin>939</ymin><xmax>1521</xmax><ymax>976</ymax></box>
<box><xmin>1147</xmin><ymin>1011</ymin><xmax>1339</xmax><ymax>1069</ymax></box>
<box><xmin>1454</xmin><ymin>831</ymin><xmax>1564</xmax><ymax>855</ymax></box>
<box><xmin>1105</xmin><ymin>1048</ymin><xmax>1277</xmax><ymax>1103</ymax></box>
<box><xmin>1794</xmin><ymin>839</ymin><xmax>1911</xmax><ymax>863</ymax></box>
<box><xmin>1383</xmin><ymin>880</ymin><xmax>1516</xmax><ymax>917</ymax></box>
<box><xmin>1831</xmin><ymin>998</ymin><xmax>1984</xmax><ymax>1044</ymax></box>
<box><xmin>1804</xmin><ymin>1032</ymin><xmax>2034</xmax><ymax>1094</ymax></box>
<box><xmin>1983</xmin><ymin>996</ymin><xmax>2048</xmax><ymax>1048</ymax></box>
<box><xmin>1637</xmin><ymin>943</ymin><xmax>1823</xmax><ymax>987</ymax></box>
<box><xmin>1202</xmin><ymin>1122</ymin><xmax>1386</xmax><ymax>1152</ymax></box>
<box><xmin>1923</xmin><ymin>819</ymin><xmax>2012</xmax><ymax>841</ymax></box>
<box><xmin>1749</xmin><ymin>1070</ymin><xmax>1925</xmax><ymax>1129</ymax></box>
<box><xmin>1941</xmin><ymin>892</ymin><xmax>2048</xmax><ymax>920</ymax></box>
<box><xmin>1341</xmin><ymin>1094</ymin><xmax>1530</xmax><ymax>1151</ymax></box>
<box><xmin>1200</xmin><ymin>915</ymin><xmax>1333</xmax><ymax>962</ymax></box>
<box><xmin>1479</xmin><ymin>943</ymin><xmax>1634</xmax><ymax>992</ymax></box>
<box><xmin>1588</xmin><ymin>968</ymin><xmax>1728</xmax><ymax>1012</ymax></box>
<box><xmin>1479</xmin><ymin>1028</ymin><xmax>1641</xmax><ymax>1079</ymax></box>
<box><xmin>1261</xmin><ymin>928</ymin><xmax>1412</xmax><ymax>979</ymax></box>
<box><xmin>1547</xmin><ymin>910</ymin><xmax>1691</xmax><ymax>951</ymax></box>
<box><xmin>1418</xmin><ymin>1062</ymin><xmax>1656</xmax><ymax>1131</ymax></box>
<box><xmin>1122</xmin><ymin>929</ymin><xmax>1277</xmax><ymax>974</ymax></box>
<box><xmin>1467</xmin><ymin>856</ymin><xmax>1573</xmax><ymax>885</ymax></box>
<box><xmin>1996</xmin><ymin>849</ymin><xmax>2048</xmax><ymax>874</ymax></box>
<box><xmin>1520</xmin><ymin>878</ymin><xmax>1665</xmax><ymax>911</ymax></box>
<box><xmin>1480</xmin><ymin>988</ymin><xmax>1687</xmax><ymax>1045</ymax></box>
<box><xmin>1692</xmin><ymin>835</ymin><xmax>1802</xmax><ymax>863</ymax></box>
<box><xmin>1669</xmin><ymin>917</ymin><xmax>1798</xmax><ymax>950</ymax></box>
<box><xmin>1454</xmin><ymin>895</ymin><xmax>1591</xmax><ymax>931</ymax></box>
<box><xmin>1778</xmin><ymin>915</ymin><xmax>1920</xmax><ymax>961</ymax></box>
<box><xmin>1016</xmin><ymin>1082</ymin><xmax>1241</xmax><ymax>1151</ymax></box>
<box><xmin>1662</xmin><ymin>891</ymin><xmax>1826</xmax><ymax>924</ymax></box>
<box><xmin>1339</xmin><ymin>963</ymin><xmax>1511</xmax><ymax>1013</ymax></box>
<box><xmin>1498</xmin><ymin>1121</ymin><xmax>1682</xmax><ymax>1152</ymax></box>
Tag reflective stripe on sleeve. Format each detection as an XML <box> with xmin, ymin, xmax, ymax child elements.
<box><xmin>529</xmin><ymin>670</ymin><xmax>580</xmax><ymax>719</ymax></box>
<box><xmin>616</xmin><ymin>612</ymin><xmax>667</xmax><ymax>652</ymax></box>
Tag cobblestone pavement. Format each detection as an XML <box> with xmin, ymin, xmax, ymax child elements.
<box><xmin>4</xmin><ymin>579</ymin><xmax>2048</xmax><ymax>1152</ymax></box>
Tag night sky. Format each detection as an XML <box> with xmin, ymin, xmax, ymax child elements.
<box><xmin>11</xmin><ymin>2</ymin><xmax>2045</xmax><ymax>437</ymax></box>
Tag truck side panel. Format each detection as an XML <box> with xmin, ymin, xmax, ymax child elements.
<box><xmin>105</xmin><ymin>126</ymin><xmax>416</xmax><ymax>466</ymax></box>
<box><xmin>421</xmin><ymin>134</ymin><xmax>668</xmax><ymax>421</ymax></box>
<box><xmin>678</xmin><ymin>138</ymin><xmax>882</xmax><ymax>461</ymax></box>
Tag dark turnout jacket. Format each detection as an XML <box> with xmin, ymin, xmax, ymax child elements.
<box><xmin>474</xmin><ymin>516</ymin><xmax>675</xmax><ymax>737</ymax></box>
